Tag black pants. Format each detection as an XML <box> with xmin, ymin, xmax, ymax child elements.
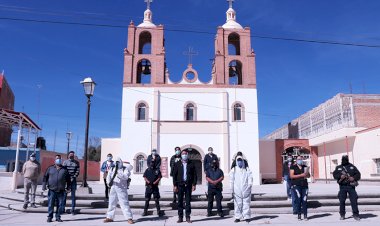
<box><xmin>338</xmin><ymin>186</ymin><xmax>359</xmax><ymax>216</ymax></box>
<box><xmin>207</xmin><ymin>187</ymin><xmax>223</xmax><ymax>214</ymax></box>
<box><xmin>144</xmin><ymin>186</ymin><xmax>160</xmax><ymax>211</ymax></box>
<box><xmin>178</xmin><ymin>184</ymin><xmax>192</xmax><ymax>218</ymax></box>
<box><xmin>104</xmin><ymin>179</ymin><xmax>109</xmax><ymax>199</ymax></box>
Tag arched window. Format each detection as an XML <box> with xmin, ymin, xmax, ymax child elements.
<box><xmin>137</xmin><ymin>59</ymin><xmax>151</xmax><ymax>84</ymax></box>
<box><xmin>228</xmin><ymin>33</ymin><xmax>240</xmax><ymax>55</ymax></box>
<box><xmin>229</xmin><ymin>60</ymin><xmax>243</xmax><ymax>85</ymax></box>
<box><xmin>135</xmin><ymin>101</ymin><xmax>149</xmax><ymax>121</ymax></box>
<box><xmin>134</xmin><ymin>154</ymin><xmax>146</xmax><ymax>174</ymax></box>
<box><xmin>232</xmin><ymin>102</ymin><xmax>245</xmax><ymax>121</ymax></box>
<box><xmin>138</xmin><ymin>31</ymin><xmax>152</xmax><ymax>54</ymax></box>
<box><xmin>184</xmin><ymin>102</ymin><xmax>197</xmax><ymax>121</ymax></box>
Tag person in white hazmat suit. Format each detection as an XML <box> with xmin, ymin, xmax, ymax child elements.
<box><xmin>104</xmin><ymin>157</ymin><xmax>134</xmax><ymax>224</ymax></box>
<box><xmin>230</xmin><ymin>156</ymin><xmax>253</xmax><ymax>223</ymax></box>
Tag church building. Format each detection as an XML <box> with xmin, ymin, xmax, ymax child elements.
<box><xmin>102</xmin><ymin>0</ymin><xmax>260</xmax><ymax>186</ymax></box>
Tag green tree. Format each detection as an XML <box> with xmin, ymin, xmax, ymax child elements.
<box><xmin>87</xmin><ymin>136</ymin><xmax>101</xmax><ymax>162</ymax></box>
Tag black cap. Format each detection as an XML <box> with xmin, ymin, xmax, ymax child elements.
<box><xmin>30</xmin><ymin>153</ymin><xmax>36</xmax><ymax>157</ymax></box>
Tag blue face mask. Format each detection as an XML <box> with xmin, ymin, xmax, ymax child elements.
<box><xmin>181</xmin><ymin>154</ymin><xmax>188</xmax><ymax>161</ymax></box>
<box><xmin>175</xmin><ymin>150</ymin><xmax>181</xmax><ymax>155</ymax></box>
<box><xmin>297</xmin><ymin>160</ymin><xmax>303</xmax><ymax>165</ymax></box>
<box><xmin>107</xmin><ymin>156</ymin><xmax>112</xmax><ymax>161</ymax></box>
<box><xmin>237</xmin><ymin>160</ymin><xmax>243</xmax><ymax>168</ymax></box>
<box><xmin>55</xmin><ymin>159</ymin><xmax>62</xmax><ymax>165</ymax></box>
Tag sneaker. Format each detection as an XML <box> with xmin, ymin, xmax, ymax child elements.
<box><xmin>234</xmin><ymin>219</ymin><xmax>240</xmax><ymax>223</ymax></box>
<box><xmin>142</xmin><ymin>211</ymin><xmax>148</xmax><ymax>216</ymax></box>
<box><xmin>177</xmin><ymin>217</ymin><xmax>183</xmax><ymax>223</ymax></box>
<box><xmin>353</xmin><ymin>215</ymin><xmax>360</xmax><ymax>221</ymax></box>
<box><xmin>340</xmin><ymin>215</ymin><xmax>345</xmax><ymax>220</ymax></box>
<box><xmin>30</xmin><ymin>203</ymin><xmax>37</xmax><ymax>208</ymax></box>
<box><xmin>206</xmin><ymin>213</ymin><xmax>212</xmax><ymax>217</ymax></box>
<box><xmin>23</xmin><ymin>203</ymin><xmax>28</xmax><ymax>210</ymax></box>
<box><xmin>158</xmin><ymin>211</ymin><xmax>164</xmax><ymax>217</ymax></box>
<box><xmin>298</xmin><ymin>214</ymin><xmax>302</xmax><ymax>221</ymax></box>
<box><xmin>104</xmin><ymin>218</ymin><xmax>113</xmax><ymax>223</ymax></box>
<box><xmin>56</xmin><ymin>219</ymin><xmax>63</xmax><ymax>222</ymax></box>
<box><xmin>127</xmin><ymin>219</ymin><xmax>134</xmax><ymax>224</ymax></box>
<box><xmin>186</xmin><ymin>217</ymin><xmax>192</xmax><ymax>223</ymax></box>
<box><xmin>47</xmin><ymin>218</ymin><xmax>52</xmax><ymax>223</ymax></box>
<box><xmin>218</xmin><ymin>212</ymin><xmax>224</xmax><ymax>218</ymax></box>
<box><xmin>304</xmin><ymin>215</ymin><xmax>308</xmax><ymax>221</ymax></box>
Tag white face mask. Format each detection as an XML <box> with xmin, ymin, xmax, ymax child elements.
<box><xmin>30</xmin><ymin>157</ymin><xmax>36</xmax><ymax>161</ymax></box>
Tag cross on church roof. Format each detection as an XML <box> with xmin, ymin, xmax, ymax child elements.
<box><xmin>145</xmin><ymin>0</ymin><xmax>153</xmax><ymax>9</ymax></box>
<box><xmin>183</xmin><ymin>47</ymin><xmax>198</xmax><ymax>65</ymax></box>
<box><xmin>227</xmin><ymin>0</ymin><xmax>234</xmax><ymax>8</ymax></box>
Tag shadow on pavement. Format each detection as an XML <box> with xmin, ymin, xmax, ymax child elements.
<box><xmin>135</xmin><ymin>216</ymin><xmax>170</xmax><ymax>222</ymax></box>
<box><xmin>191</xmin><ymin>216</ymin><xmax>233</xmax><ymax>223</ymax></box>
<box><xmin>308</xmin><ymin>213</ymin><xmax>332</xmax><ymax>220</ymax></box>
<box><xmin>250</xmin><ymin>215</ymin><xmax>278</xmax><ymax>221</ymax></box>
<box><xmin>63</xmin><ymin>217</ymin><xmax>105</xmax><ymax>222</ymax></box>
<box><xmin>360</xmin><ymin>213</ymin><xmax>377</xmax><ymax>219</ymax></box>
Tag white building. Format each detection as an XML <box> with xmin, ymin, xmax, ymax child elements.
<box><xmin>102</xmin><ymin>2</ymin><xmax>261</xmax><ymax>186</ymax></box>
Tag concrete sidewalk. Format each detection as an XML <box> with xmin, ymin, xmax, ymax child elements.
<box><xmin>0</xmin><ymin>206</ymin><xmax>379</xmax><ymax>226</ymax></box>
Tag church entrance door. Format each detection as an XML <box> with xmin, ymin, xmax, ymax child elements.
<box><xmin>183</xmin><ymin>148</ymin><xmax>202</xmax><ymax>185</ymax></box>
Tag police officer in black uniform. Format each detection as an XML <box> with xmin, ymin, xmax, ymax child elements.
<box><xmin>206</xmin><ymin>159</ymin><xmax>224</xmax><ymax>217</ymax></box>
<box><xmin>333</xmin><ymin>155</ymin><xmax>361</xmax><ymax>221</ymax></box>
<box><xmin>142</xmin><ymin>160</ymin><xmax>163</xmax><ymax>217</ymax></box>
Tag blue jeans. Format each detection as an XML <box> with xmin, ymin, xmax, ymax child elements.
<box><xmin>48</xmin><ymin>190</ymin><xmax>65</xmax><ymax>219</ymax></box>
<box><xmin>64</xmin><ymin>178</ymin><xmax>77</xmax><ymax>212</ymax></box>
<box><xmin>294</xmin><ymin>186</ymin><xmax>308</xmax><ymax>215</ymax></box>
<box><xmin>291</xmin><ymin>186</ymin><xmax>296</xmax><ymax>214</ymax></box>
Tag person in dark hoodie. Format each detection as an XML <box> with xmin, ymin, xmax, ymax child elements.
<box><xmin>42</xmin><ymin>155</ymin><xmax>71</xmax><ymax>223</ymax></box>
<box><xmin>333</xmin><ymin>155</ymin><xmax>361</xmax><ymax>221</ymax></box>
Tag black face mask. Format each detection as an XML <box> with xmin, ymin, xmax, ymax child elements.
<box><xmin>342</xmin><ymin>157</ymin><xmax>349</xmax><ymax>166</ymax></box>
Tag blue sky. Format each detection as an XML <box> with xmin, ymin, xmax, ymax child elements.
<box><xmin>1</xmin><ymin>0</ymin><xmax>380</xmax><ymax>157</ymax></box>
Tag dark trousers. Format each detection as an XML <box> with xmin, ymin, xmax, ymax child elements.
<box><xmin>144</xmin><ymin>186</ymin><xmax>160</xmax><ymax>212</ymax></box>
<box><xmin>63</xmin><ymin>178</ymin><xmax>77</xmax><ymax>212</ymax></box>
<box><xmin>104</xmin><ymin>178</ymin><xmax>109</xmax><ymax>199</ymax></box>
<box><xmin>178</xmin><ymin>184</ymin><xmax>192</xmax><ymax>218</ymax></box>
<box><xmin>294</xmin><ymin>186</ymin><xmax>308</xmax><ymax>215</ymax></box>
<box><xmin>338</xmin><ymin>186</ymin><xmax>359</xmax><ymax>216</ymax></box>
<box><xmin>207</xmin><ymin>188</ymin><xmax>223</xmax><ymax>214</ymax></box>
<box><xmin>47</xmin><ymin>190</ymin><xmax>65</xmax><ymax>220</ymax></box>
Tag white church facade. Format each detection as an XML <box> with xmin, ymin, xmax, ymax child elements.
<box><xmin>101</xmin><ymin>1</ymin><xmax>260</xmax><ymax>186</ymax></box>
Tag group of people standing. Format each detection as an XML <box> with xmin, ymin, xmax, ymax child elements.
<box><xmin>100</xmin><ymin>147</ymin><xmax>253</xmax><ymax>224</ymax></box>
<box><xmin>282</xmin><ymin>153</ymin><xmax>361</xmax><ymax>221</ymax></box>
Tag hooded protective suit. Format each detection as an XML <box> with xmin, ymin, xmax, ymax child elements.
<box><xmin>229</xmin><ymin>157</ymin><xmax>253</xmax><ymax>220</ymax></box>
<box><xmin>105</xmin><ymin>157</ymin><xmax>134</xmax><ymax>221</ymax></box>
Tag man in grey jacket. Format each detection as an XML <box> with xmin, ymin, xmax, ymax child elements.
<box><xmin>22</xmin><ymin>152</ymin><xmax>41</xmax><ymax>209</ymax></box>
<box><xmin>42</xmin><ymin>155</ymin><xmax>71</xmax><ymax>223</ymax></box>
<box><xmin>63</xmin><ymin>151</ymin><xmax>80</xmax><ymax>215</ymax></box>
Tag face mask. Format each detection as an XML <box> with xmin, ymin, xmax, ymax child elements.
<box><xmin>69</xmin><ymin>156</ymin><xmax>74</xmax><ymax>160</ymax></box>
<box><xmin>181</xmin><ymin>154</ymin><xmax>188</xmax><ymax>161</ymax></box>
<box><xmin>55</xmin><ymin>159</ymin><xmax>62</xmax><ymax>165</ymax></box>
<box><xmin>237</xmin><ymin>160</ymin><xmax>243</xmax><ymax>168</ymax></box>
<box><xmin>30</xmin><ymin>157</ymin><xmax>36</xmax><ymax>161</ymax></box>
<box><xmin>152</xmin><ymin>151</ymin><xmax>156</xmax><ymax>156</ymax></box>
<box><xmin>208</xmin><ymin>151</ymin><xmax>213</xmax><ymax>155</ymax></box>
<box><xmin>175</xmin><ymin>150</ymin><xmax>180</xmax><ymax>155</ymax></box>
<box><xmin>287</xmin><ymin>157</ymin><xmax>292</xmax><ymax>162</ymax></box>
<box><xmin>297</xmin><ymin>160</ymin><xmax>303</xmax><ymax>165</ymax></box>
<box><xmin>107</xmin><ymin>157</ymin><xmax>112</xmax><ymax>161</ymax></box>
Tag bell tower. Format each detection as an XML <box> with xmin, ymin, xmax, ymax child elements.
<box><xmin>123</xmin><ymin>0</ymin><xmax>166</xmax><ymax>86</ymax></box>
<box><xmin>213</xmin><ymin>0</ymin><xmax>256</xmax><ymax>87</ymax></box>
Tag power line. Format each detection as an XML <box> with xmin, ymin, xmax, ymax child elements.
<box><xmin>1</xmin><ymin>16</ymin><xmax>380</xmax><ymax>48</ymax></box>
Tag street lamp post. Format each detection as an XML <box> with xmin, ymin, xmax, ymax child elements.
<box><xmin>80</xmin><ymin>77</ymin><xmax>96</xmax><ymax>188</ymax></box>
<box><xmin>66</xmin><ymin>131</ymin><xmax>72</xmax><ymax>156</ymax></box>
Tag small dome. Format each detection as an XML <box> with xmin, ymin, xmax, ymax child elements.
<box><xmin>138</xmin><ymin>9</ymin><xmax>157</xmax><ymax>28</ymax></box>
<box><xmin>222</xmin><ymin>7</ymin><xmax>243</xmax><ymax>29</ymax></box>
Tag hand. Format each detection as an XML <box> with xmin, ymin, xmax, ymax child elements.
<box><xmin>173</xmin><ymin>186</ymin><xmax>178</xmax><ymax>193</ymax></box>
<box><xmin>340</xmin><ymin>174</ymin><xmax>346</xmax><ymax>179</ymax></box>
<box><xmin>192</xmin><ymin>185</ymin><xmax>196</xmax><ymax>191</ymax></box>
<box><xmin>349</xmin><ymin>176</ymin><xmax>355</xmax><ymax>182</ymax></box>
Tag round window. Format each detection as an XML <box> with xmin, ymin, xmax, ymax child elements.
<box><xmin>186</xmin><ymin>71</ymin><xmax>196</xmax><ymax>81</ymax></box>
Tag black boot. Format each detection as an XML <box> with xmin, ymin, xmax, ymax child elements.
<box><xmin>155</xmin><ymin>200</ymin><xmax>162</xmax><ymax>217</ymax></box>
<box><xmin>298</xmin><ymin>214</ymin><xmax>302</xmax><ymax>221</ymax></box>
<box><xmin>142</xmin><ymin>209</ymin><xmax>148</xmax><ymax>216</ymax></box>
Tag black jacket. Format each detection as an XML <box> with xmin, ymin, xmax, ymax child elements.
<box><xmin>333</xmin><ymin>163</ymin><xmax>361</xmax><ymax>186</ymax></box>
<box><xmin>42</xmin><ymin>165</ymin><xmax>71</xmax><ymax>192</ymax></box>
<box><xmin>170</xmin><ymin>154</ymin><xmax>181</xmax><ymax>177</ymax></box>
<box><xmin>282</xmin><ymin>161</ymin><xmax>293</xmax><ymax>177</ymax></box>
<box><xmin>203</xmin><ymin>153</ymin><xmax>218</xmax><ymax>172</ymax></box>
<box><xmin>172</xmin><ymin>160</ymin><xmax>197</xmax><ymax>186</ymax></box>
